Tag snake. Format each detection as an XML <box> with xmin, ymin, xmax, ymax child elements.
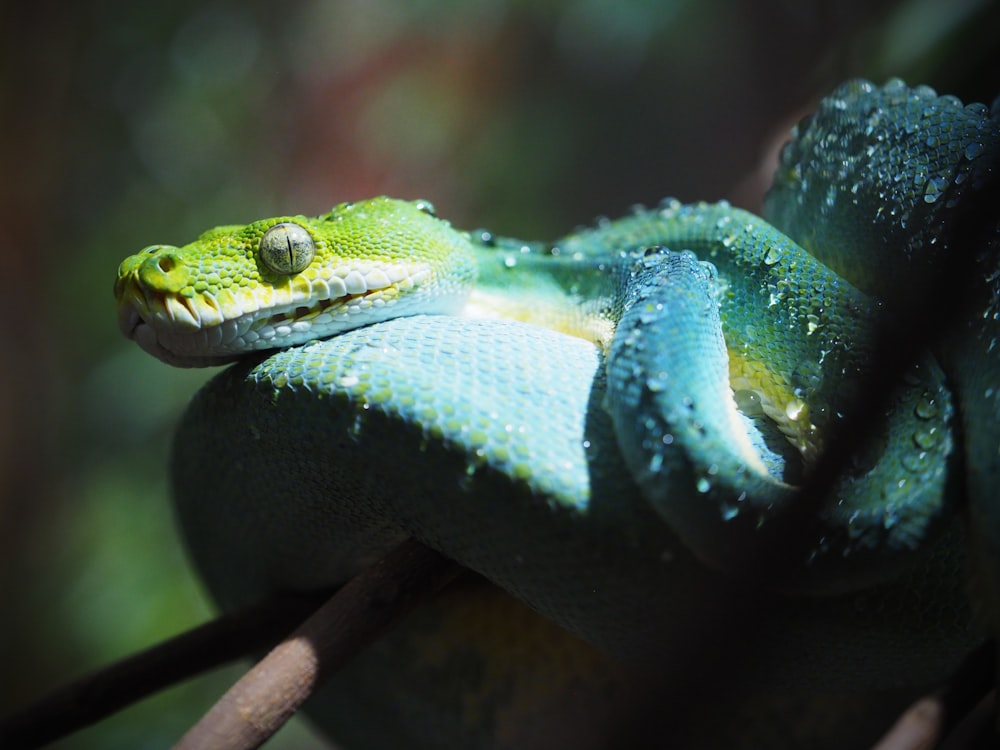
<box><xmin>114</xmin><ymin>79</ymin><xmax>1000</xmax><ymax>748</ymax></box>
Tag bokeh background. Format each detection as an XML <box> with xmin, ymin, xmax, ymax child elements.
<box><xmin>1</xmin><ymin>0</ymin><xmax>998</xmax><ymax>747</ymax></box>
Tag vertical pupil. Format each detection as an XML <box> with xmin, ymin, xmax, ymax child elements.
<box><xmin>262</xmin><ymin>224</ymin><xmax>313</xmax><ymax>274</ymax></box>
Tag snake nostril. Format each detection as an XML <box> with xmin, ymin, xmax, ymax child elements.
<box><xmin>136</xmin><ymin>248</ymin><xmax>189</xmax><ymax>291</ymax></box>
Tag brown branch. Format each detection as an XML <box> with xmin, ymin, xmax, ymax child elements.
<box><xmin>872</xmin><ymin>640</ymin><xmax>997</xmax><ymax>750</ymax></box>
<box><xmin>173</xmin><ymin>539</ymin><xmax>461</xmax><ymax>750</ymax></box>
<box><xmin>873</xmin><ymin>696</ymin><xmax>945</xmax><ymax>750</ymax></box>
<box><xmin>0</xmin><ymin>590</ymin><xmax>330</xmax><ymax>749</ymax></box>
<box><xmin>0</xmin><ymin>539</ymin><xmax>460</xmax><ymax>750</ymax></box>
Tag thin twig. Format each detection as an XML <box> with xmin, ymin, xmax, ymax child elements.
<box><xmin>0</xmin><ymin>590</ymin><xmax>329</xmax><ymax>749</ymax></box>
<box><xmin>173</xmin><ymin>539</ymin><xmax>461</xmax><ymax>750</ymax></box>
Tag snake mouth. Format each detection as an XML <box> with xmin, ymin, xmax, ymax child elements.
<box><xmin>117</xmin><ymin>287</ymin><xmax>390</xmax><ymax>367</ymax></box>
<box><xmin>114</xmin><ymin>258</ymin><xmax>457</xmax><ymax>367</ymax></box>
<box><xmin>114</xmin><ymin>254</ymin><xmax>445</xmax><ymax>366</ymax></box>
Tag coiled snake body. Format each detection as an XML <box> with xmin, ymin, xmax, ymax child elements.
<box><xmin>115</xmin><ymin>80</ymin><xmax>1000</xmax><ymax>748</ymax></box>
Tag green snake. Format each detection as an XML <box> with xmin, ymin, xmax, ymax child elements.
<box><xmin>114</xmin><ymin>80</ymin><xmax>1000</xmax><ymax>748</ymax></box>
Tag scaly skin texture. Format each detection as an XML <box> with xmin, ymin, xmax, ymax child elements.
<box><xmin>115</xmin><ymin>198</ymin><xmax>476</xmax><ymax>366</ymax></box>
<box><xmin>115</xmin><ymin>79</ymin><xmax>1000</xmax><ymax>748</ymax></box>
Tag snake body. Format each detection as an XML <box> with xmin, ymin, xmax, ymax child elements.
<box><xmin>115</xmin><ymin>80</ymin><xmax>1000</xmax><ymax>748</ymax></box>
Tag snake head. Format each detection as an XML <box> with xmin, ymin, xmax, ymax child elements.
<box><xmin>114</xmin><ymin>197</ymin><xmax>478</xmax><ymax>367</ymax></box>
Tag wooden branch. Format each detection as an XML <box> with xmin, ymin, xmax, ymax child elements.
<box><xmin>174</xmin><ymin>539</ymin><xmax>460</xmax><ymax>750</ymax></box>
<box><xmin>0</xmin><ymin>590</ymin><xmax>330</xmax><ymax>749</ymax></box>
<box><xmin>872</xmin><ymin>640</ymin><xmax>996</xmax><ymax>750</ymax></box>
<box><xmin>0</xmin><ymin>539</ymin><xmax>459</xmax><ymax>750</ymax></box>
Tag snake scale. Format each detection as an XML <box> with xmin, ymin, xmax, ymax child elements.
<box><xmin>115</xmin><ymin>80</ymin><xmax>1000</xmax><ymax>748</ymax></box>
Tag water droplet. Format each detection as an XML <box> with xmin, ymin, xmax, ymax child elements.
<box><xmin>913</xmin><ymin>394</ymin><xmax>939</xmax><ymax>419</ymax></box>
<box><xmin>503</xmin><ymin>256</ymin><xmax>517</xmax><ymax>268</ymax></box>
<box><xmin>763</xmin><ymin>246</ymin><xmax>782</xmax><ymax>265</ymax></box>
<box><xmin>414</xmin><ymin>199</ymin><xmax>436</xmax><ymax>216</ymax></box>
<box><xmin>901</xmin><ymin>450</ymin><xmax>930</xmax><ymax>473</ymax></box>
<box><xmin>647</xmin><ymin>372</ymin><xmax>668</xmax><ymax>392</ymax></box>
<box><xmin>913</xmin><ymin>427</ymin><xmax>940</xmax><ymax>450</ymax></box>
<box><xmin>696</xmin><ymin>476</ymin><xmax>712</xmax><ymax>493</ymax></box>
<box><xmin>734</xmin><ymin>389</ymin><xmax>764</xmax><ymax>417</ymax></box>
<box><xmin>785</xmin><ymin>398</ymin><xmax>806</xmax><ymax>421</ymax></box>
<box><xmin>720</xmin><ymin>503</ymin><xmax>739</xmax><ymax>521</ymax></box>
<box><xmin>658</xmin><ymin>197</ymin><xmax>681</xmax><ymax>214</ymax></box>
<box><xmin>923</xmin><ymin>176</ymin><xmax>948</xmax><ymax>203</ymax></box>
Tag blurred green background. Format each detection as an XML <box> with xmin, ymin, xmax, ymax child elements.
<box><xmin>1</xmin><ymin>0</ymin><xmax>997</xmax><ymax>747</ymax></box>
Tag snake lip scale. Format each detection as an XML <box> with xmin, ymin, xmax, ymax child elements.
<box><xmin>116</xmin><ymin>267</ymin><xmax>439</xmax><ymax>368</ymax></box>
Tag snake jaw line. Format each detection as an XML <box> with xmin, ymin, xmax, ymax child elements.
<box><xmin>116</xmin><ymin>257</ymin><xmax>448</xmax><ymax>366</ymax></box>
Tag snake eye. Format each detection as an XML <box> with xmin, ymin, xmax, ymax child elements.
<box><xmin>260</xmin><ymin>223</ymin><xmax>316</xmax><ymax>275</ymax></box>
